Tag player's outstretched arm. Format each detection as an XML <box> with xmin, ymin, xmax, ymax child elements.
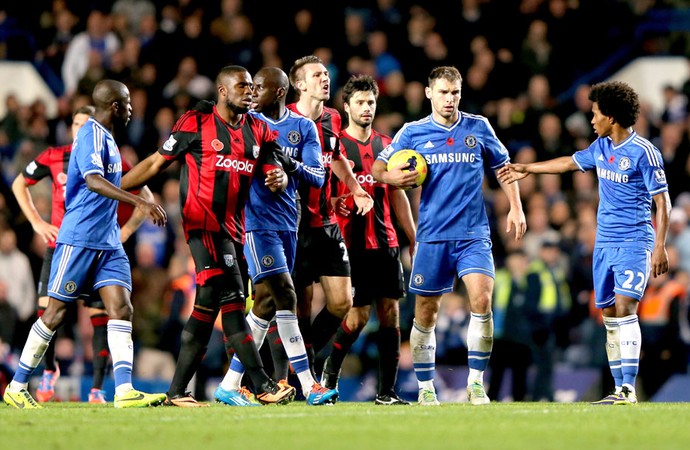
<box><xmin>332</xmin><ymin>156</ymin><xmax>373</xmax><ymax>215</ymax></box>
<box><xmin>497</xmin><ymin>156</ymin><xmax>577</xmax><ymax>184</ymax></box>
<box><xmin>85</xmin><ymin>174</ymin><xmax>167</xmax><ymax>227</ymax></box>
<box><xmin>651</xmin><ymin>191</ymin><xmax>671</xmax><ymax>278</ymax></box>
<box><xmin>11</xmin><ymin>174</ymin><xmax>59</xmax><ymax>244</ymax></box>
<box><xmin>120</xmin><ymin>185</ymin><xmax>155</xmax><ymax>243</ymax></box>
<box><xmin>372</xmin><ymin>159</ymin><xmax>418</xmax><ymax>189</ymax></box>
<box><xmin>121</xmin><ymin>152</ymin><xmax>168</xmax><ymax>191</ymax></box>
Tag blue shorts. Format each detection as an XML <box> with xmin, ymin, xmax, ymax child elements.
<box><xmin>244</xmin><ymin>230</ymin><xmax>296</xmax><ymax>283</ymax></box>
<box><xmin>409</xmin><ymin>239</ymin><xmax>495</xmax><ymax>296</ymax></box>
<box><xmin>593</xmin><ymin>246</ymin><xmax>651</xmax><ymax>308</ymax></box>
<box><xmin>48</xmin><ymin>244</ymin><xmax>132</xmax><ymax>302</ymax></box>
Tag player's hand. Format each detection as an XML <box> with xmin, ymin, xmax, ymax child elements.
<box><xmin>32</xmin><ymin>220</ymin><xmax>60</xmax><ymax>244</ymax></box>
<box><xmin>265</xmin><ymin>168</ymin><xmax>287</xmax><ymax>193</ymax></box>
<box><xmin>651</xmin><ymin>245</ymin><xmax>669</xmax><ymax>278</ymax></box>
<box><xmin>352</xmin><ymin>188</ymin><xmax>373</xmax><ymax>215</ymax></box>
<box><xmin>385</xmin><ymin>162</ymin><xmax>419</xmax><ymax>189</ymax></box>
<box><xmin>506</xmin><ymin>207</ymin><xmax>527</xmax><ymax>241</ymax></box>
<box><xmin>137</xmin><ymin>201</ymin><xmax>167</xmax><ymax>227</ymax></box>
<box><xmin>497</xmin><ymin>163</ymin><xmax>530</xmax><ymax>184</ymax></box>
<box><xmin>333</xmin><ymin>194</ymin><xmax>352</xmax><ymax>217</ymax></box>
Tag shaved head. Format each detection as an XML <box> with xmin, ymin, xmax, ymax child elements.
<box><xmin>256</xmin><ymin>67</ymin><xmax>289</xmax><ymax>90</ymax></box>
<box><xmin>93</xmin><ymin>80</ymin><xmax>129</xmax><ymax>109</ymax></box>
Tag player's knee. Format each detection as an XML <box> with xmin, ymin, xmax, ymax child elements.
<box><xmin>41</xmin><ymin>303</ymin><xmax>67</xmax><ymax>330</ymax></box>
<box><xmin>252</xmin><ymin>294</ymin><xmax>277</xmax><ymax>319</ymax></box>
<box><xmin>348</xmin><ymin>308</ymin><xmax>370</xmax><ymax>331</ymax></box>
<box><xmin>108</xmin><ymin>301</ymin><xmax>133</xmax><ymax>321</ymax></box>
<box><xmin>377</xmin><ymin>300</ymin><xmax>400</xmax><ymax>327</ymax></box>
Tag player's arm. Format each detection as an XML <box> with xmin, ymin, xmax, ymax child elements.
<box><xmin>85</xmin><ymin>174</ymin><xmax>166</xmax><ymax>227</ymax></box>
<box><xmin>389</xmin><ymin>188</ymin><xmax>416</xmax><ymax>254</ymax></box>
<box><xmin>121</xmin><ymin>152</ymin><xmax>171</xmax><ymax>191</ymax></box>
<box><xmin>372</xmin><ymin>157</ymin><xmax>419</xmax><ymax>189</ymax></box>
<box><xmin>332</xmin><ymin>156</ymin><xmax>373</xmax><ymax>215</ymax></box>
<box><xmin>651</xmin><ymin>191</ymin><xmax>671</xmax><ymax>278</ymax></box>
<box><xmin>11</xmin><ymin>174</ymin><xmax>59</xmax><ymax>244</ymax></box>
<box><xmin>496</xmin><ymin>169</ymin><xmax>527</xmax><ymax>241</ymax></box>
<box><xmin>496</xmin><ymin>156</ymin><xmax>577</xmax><ymax>184</ymax></box>
<box><xmin>119</xmin><ymin>185</ymin><xmax>154</xmax><ymax>243</ymax></box>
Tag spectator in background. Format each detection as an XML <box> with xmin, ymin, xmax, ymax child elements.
<box><xmin>0</xmin><ymin>228</ymin><xmax>36</xmax><ymax>348</ymax></box>
<box><xmin>61</xmin><ymin>9</ymin><xmax>120</xmax><ymax>96</ymax></box>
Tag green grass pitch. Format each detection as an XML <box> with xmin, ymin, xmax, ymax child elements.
<box><xmin>2</xmin><ymin>401</ymin><xmax>689</xmax><ymax>450</ymax></box>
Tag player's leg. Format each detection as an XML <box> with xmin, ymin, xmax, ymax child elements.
<box><xmin>409</xmin><ymin>241</ymin><xmax>454</xmax><ymax>406</ymax></box>
<box><xmin>96</xmin><ymin>247</ymin><xmax>166</xmax><ymax>408</ymax></box>
<box><xmin>294</xmin><ymin>230</ymin><xmax>317</xmax><ymax>375</ymax></box>
<box><xmin>374</xmin><ymin>297</ymin><xmax>409</xmax><ymax>405</ymax></box>
<box><xmin>591</xmin><ymin>247</ymin><xmax>625</xmax><ymax>405</ymax></box>
<box><xmin>311</xmin><ymin>224</ymin><xmax>353</xmax><ymax>359</ymax></box>
<box><xmin>609</xmin><ymin>248</ymin><xmax>648</xmax><ymax>405</ymax></box>
<box><xmin>322</xmin><ymin>306</ymin><xmax>369</xmax><ymax>390</ymax></box>
<box><xmin>3</xmin><ymin>243</ymin><xmax>84</xmax><ymax>408</ymax></box>
<box><xmin>217</xmin><ymin>237</ymin><xmax>293</xmax><ymax>405</ymax></box>
<box><xmin>458</xmin><ymin>240</ymin><xmax>496</xmax><ymax>406</ymax></box>
<box><xmin>35</xmin><ymin>248</ymin><xmax>60</xmax><ymax>402</ymax></box>
<box><xmin>87</xmin><ymin>302</ymin><xmax>109</xmax><ymax>404</ymax></box>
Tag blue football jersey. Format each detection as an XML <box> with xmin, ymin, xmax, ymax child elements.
<box><xmin>572</xmin><ymin>131</ymin><xmax>667</xmax><ymax>250</ymax></box>
<box><xmin>56</xmin><ymin>118</ymin><xmax>123</xmax><ymax>249</ymax></box>
<box><xmin>378</xmin><ymin>112</ymin><xmax>509</xmax><ymax>242</ymax></box>
<box><xmin>244</xmin><ymin>110</ymin><xmax>325</xmax><ymax>232</ymax></box>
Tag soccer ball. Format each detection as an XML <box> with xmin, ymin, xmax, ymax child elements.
<box><xmin>386</xmin><ymin>149</ymin><xmax>428</xmax><ymax>189</ymax></box>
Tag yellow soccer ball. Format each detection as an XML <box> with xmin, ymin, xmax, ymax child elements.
<box><xmin>386</xmin><ymin>149</ymin><xmax>428</xmax><ymax>189</ymax></box>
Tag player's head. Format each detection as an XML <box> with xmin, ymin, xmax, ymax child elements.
<box><xmin>426</xmin><ymin>66</ymin><xmax>462</xmax><ymax>121</ymax></box>
<box><xmin>342</xmin><ymin>74</ymin><xmax>379</xmax><ymax>129</ymax></box>
<box><xmin>289</xmin><ymin>55</ymin><xmax>330</xmax><ymax>102</ymax></box>
<box><xmin>92</xmin><ymin>79</ymin><xmax>131</xmax><ymax>127</ymax></box>
<box><xmin>216</xmin><ymin>65</ymin><xmax>254</xmax><ymax>114</ymax></box>
<box><xmin>251</xmin><ymin>67</ymin><xmax>289</xmax><ymax>113</ymax></box>
<box><xmin>71</xmin><ymin>105</ymin><xmax>95</xmax><ymax>138</ymax></box>
<box><xmin>588</xmin><ymin>81</ymin><xmax>640</xmax><ymax>137</ymax></box>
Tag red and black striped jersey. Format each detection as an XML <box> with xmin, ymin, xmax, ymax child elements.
<box><xmin>287</xmin><ymin>103</ymin><xmax>341</xmax><ymax>229</ymax></box>
<box><xmin>158</xmin><ymin>105</ymin><xmax>275</xmax><ymax>243</ymax></box>
<box><xmin>336</xmin><ymin>129</ymin><xmax>399</xmax><ymax>250</ymax></box>
<box><xmin>21</xmin><ymin>144</ymin><xmax>135</xmax><ymax>248</ymax></box>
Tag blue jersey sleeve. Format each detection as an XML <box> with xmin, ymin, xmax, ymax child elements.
<box><xmin>479</xmin><ymin>117</ymin><xmax>510</xmax><ymax>169</ymax></box>
<box><xmin>377</xmin><ymin>124</ymin><xmax>412</xmax><ymax>163</ymax></box>
<box><xmin>294</xmin><ymin>120</ymin><xmax>325</xmax><ymax>188</ymax></box>
<box><xmin>639</xmin><ymin>146</ymin><xmax>668</xmax><ymax>196</ymax></box>
<box><xmin>75</xmin><ymin>122</ymin><xmax>105</xmax><ymax>178</ymax></box>
<box><xmin>572</xmin><ymin>142</ymin><xmax>597</xmax><ymax>171</ymax></box>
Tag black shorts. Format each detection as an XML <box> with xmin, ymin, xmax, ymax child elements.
<box><xmin>38</xmin><ymin>247</ymin><xmax>105</xmax><ymax>309</ymax></box>
<box><xmin>350</xmin><ymin>247</ymin><xmax>404</xmax><ymax>307</ymax></box>
<box><xmin>294</xmin><ymin>223</ymin><xmax>351</xmax><ymax>288</ymax></box>
<box><xmin>187</xmin><ymin>230</ymin><xmax>248</xmax><ymax>293</ymax></box>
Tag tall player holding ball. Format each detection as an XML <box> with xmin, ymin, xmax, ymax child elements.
<box><xmin>373</xmin><ymin>66</ymin><xmax>526</xmax><ymax>406</ymax></box>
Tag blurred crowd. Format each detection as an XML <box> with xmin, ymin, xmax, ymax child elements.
<box><xmin>1</xmin><ymin>0</ymin><xmax>690</xmax><ymax>401</ymax></box>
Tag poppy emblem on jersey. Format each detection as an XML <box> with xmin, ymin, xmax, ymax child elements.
<box><xmin>261</xmin><ymin>255</ymin><xmax>274</xmax><ymax>267</ymax></box>
<box><xmin>57</xmin><ymin>172</ymin><xmax>68</xmax><ymax>185</ymax></box>
<box><xmin>64</xmin><ymin>281</ymin><xmax>77</xmax><ymax>294</ymax></box>
<box><xmin>288</xmin><ymin>130</ymin><xmax>301</xmax><ymax>144</ymax></box>
<box><xmin>618</xmin><ymin>157</ymin><xmax>630</xmax><ymax>171</ymax></box>
<box><xmin>252</xmin><ymin>145</ymin><xmax>261</xmax><ymax>159</ymax></box>
<box><xmin>211</xmin><ymin>139</ymin><xmax>224</xmax><ymax>152</ymax></box>
<box><xmin>162</xmin><ymin>135</ymin><xmax>177</xmax><ymax>151</ymax></box>
<box><xmin>412</xmin><ymin>274</ymin><xmax>424</xmax><ymax>286</ymax></box>
<box><xmin>464</xmin><ymin>136</ymin><xmax>477</xmax><ymax>149</ymax></box>
<box><xmin>608</xmin><ymin>155</ymin><xmax>615</xmax><ymax>163</ymax></box>
<box><xmin>224</xmin><ymin>254</ymin><xmax>235</xmax><ymax>268</ymax></box>
<box><xmin>447</xmin><ymin>137</ymin><xmax>455</xmax><ymax>146</ymax></box>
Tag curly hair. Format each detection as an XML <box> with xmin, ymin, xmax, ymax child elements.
<box><xmin>589</xmin><ymin>81</ymin><xmax>640</xmax><ymax>129</ymax></box>
<box><xmin>341</xmin><ymin>74</ymin><xmax>379</xmax><ymax>105</ymax></box>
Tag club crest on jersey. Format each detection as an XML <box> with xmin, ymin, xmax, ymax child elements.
<box><xmin>655</xmin><ymin>169</ymin><xmax>667</xmax><ymax>184</ymax></box>
<box><xmin>261</xmin><ymin>255</ymin><xmax>274</xmax><ymax>267</ymax></box>
<box><xmin>224</xmin><ymin>254</ymin><xmax>235</xmax><ymax>268</ymax></box>
<box><xmin>211</xmin><ymin>139</ymin><xmax>224</xmax><ymax>151</ymax></box>
<box><xmin>412</xmin><ymin>274</ymin><xmax>424</xmax><ymax>286</ymax></box>
<box><xmin>64</xmin><ymin>281</ymin><xmax>77</xmax><ymax>294</ymax></box>
<box><xmin>252</xmin><ymin>145</ymin><xmax>260</xmax><ymax>158</ymax></box>
<box><xmin>163</xmin><ymin>135</ymin><xmax>177</xmax><ymax>151</ymax></box>
<box><xmin>618</xmin><ymin>157</ymin><xmax>630</xmax><ymax>171</ymax></box>
<box><xmin>287</xmin><ymin>130</ymin><xmax>301</xmax><ymax>145</ymax></box>
<box><xmin>464</xmin><ymin>135</ymin><xmax>477</xmax><ymax>149</ymax></box>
